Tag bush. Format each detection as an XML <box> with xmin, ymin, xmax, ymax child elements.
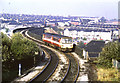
<box><xmin>11</xmin><ymin>33</ymin><xmax>40</xmax><ymax>60</ymax></box>
<box><xmin>2</xmin><ymin>32</ymin><xmax>41</xmax><ymax>81</ymax></box>
<box><xmin>98</xmin><ymin>41</ymin><xmax>120</xmax><ymax>68</ymax></box>
<box><xmin>1</xmin><ymin>32</ymin><xmax>40</xmax><ymax>61</ymax></box>
<box><xmin>1</xmin><ymin>32</ymin><xmax>11</xmax><ymax>61</ymax></box>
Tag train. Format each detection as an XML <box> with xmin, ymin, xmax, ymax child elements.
<box><xmin>42</xmin><ymin>33</ymin><xmax>74</xmax><ymax>51</ymax></box>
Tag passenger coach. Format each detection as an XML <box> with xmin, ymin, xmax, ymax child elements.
<box><xmin>42</xmin><ymin>33</ymin><xmax>73</xmax><ymax>51</ymax></box>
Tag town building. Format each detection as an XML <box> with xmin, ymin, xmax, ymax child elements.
<box><xmin>46</xmin><ymin>22</ymin><xmax>56</xmax><ymax>27</ymax></box>
<box><xmin>64</xmin><ymin>28</ymin><xmax>114</xmax><ymax>44</ymax></box>
<box><xmin>82</xmin><ymin>40</ymin><xmax>105</xmax><ymax>60</ymax></box>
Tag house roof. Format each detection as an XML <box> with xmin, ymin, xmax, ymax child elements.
<box><xmin>85</xmin><ymin>40</ymin><xmax>105</xmax><ymax>52</ymax></box>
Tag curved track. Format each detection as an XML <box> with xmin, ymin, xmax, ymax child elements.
<box><xmin>22</xmin><ymin>30</ymin><xmax>59</xmax><ymax>82</ymax></box>
<box><xmin>22</xmin><ymin>30</ymin><xmax>79</xmax><ymax>82</ymax></box>
<box><xmin>30</xmin><ymin>46</ymin><xmax>59</xmax><ymax>82</ymax></box>
<box><xmin>62</xmin><ymin>53</ymin><xmax>79</xmax><ymax>82</ymax></box>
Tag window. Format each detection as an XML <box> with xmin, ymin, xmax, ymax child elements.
<box><xmin>62</xmin><ymin>38</ymin><xmax>72</xmax><ymax>44</ymax></box>
<box><xmin>53</xmin><ymin>37</ymin><xmax>59</xmax><ymax>42</ymax></box>
<box><xmin>45</xmin><ymin>35</ymin><xmax>51</xmax><ymax>39</ymax></box>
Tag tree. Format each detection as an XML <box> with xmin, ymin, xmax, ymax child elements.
<box><xmin>98</xmin><ymin>41</ymin><xmax>120</xmax><ymax>68</ymax></box>
<box><xmin>2</xmin><ymin>32</ymin><xmax>41</xmax><ymax>81</ymax></box>
<box><xmin>83</xmin><ymin>37</ymin><xmax>87</xmax><ymax>40</ymax></box>
<box><xmin>1</xmin><ymin>32</ymin><xmax>11</xmax><ymax>61</ymax></box>
<box><xmin>11</xmin><ymin>33</ymin><xmax>40</xmax><ymax>60</ymax></box>
<box><xmin>1</xmin><ymin>32</ymin><xmax>40</xmax><ymax>61</ymax></box>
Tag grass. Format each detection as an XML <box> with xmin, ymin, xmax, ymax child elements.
<box><xmin>97</xmin><ymin>65</ymin><xmax>120</xmax><ymax>82</ymax></box>
<box><xmin>91</xmin><ymin>60</ymin><xmax>120</xmax><ymax>82</ymax></box>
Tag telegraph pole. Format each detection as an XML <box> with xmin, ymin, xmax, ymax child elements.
<box><xmin>118</xmin><ymin>25</ymin><xmax>120</xmax><ymax>42</ymax></box>
<box><xmin>118</xmin><ymin>6</ymin><xmax>120</xmax><ymax>43</ymax></box>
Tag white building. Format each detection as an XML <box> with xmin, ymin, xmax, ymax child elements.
<box><xmin>57</xmin><ymin>22</ymin><xmax>65</xmax><ymax>27</ymax></box>
<box><xmin>64</xmin><ymin>28</ymin><xmax>112</xmax><ymax>42</ymax></box>
<box><xmin>57</xmin><ymin>22</ymin><xmax>70</xmax><ymax>27</ymax></box>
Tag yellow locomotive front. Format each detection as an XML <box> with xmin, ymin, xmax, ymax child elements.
<box><xmin>60</xmin><ymin>37</ymin><xmax>73</xmax><ymax>51</ymax></box>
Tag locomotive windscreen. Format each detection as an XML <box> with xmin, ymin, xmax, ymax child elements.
<box><xmin>62</xmin><ymin>38</ymin><xmax>72</xmax><ymax>44</ymax></box>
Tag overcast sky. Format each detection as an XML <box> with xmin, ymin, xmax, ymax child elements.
<box><xmin>0</xmin><ymin>0</ymin><xmax>119</xmax><ymax>19</ymax></box>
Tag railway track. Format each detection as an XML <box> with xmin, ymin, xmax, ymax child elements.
<box><xmin>22</xmin><ymin>30</ymin><xmax>59</xmax><ymax>82</ymax></box>
<box><xmin>62</xmin><ymin>53</ymin><xmax>79</xmax><ymax>82</ymax></box>
<box><xmin>29</xmin><ymin>46</ymin><xmax>59</xmax><ymax>82</ymax></box>
<box><xmin>21</xmin><ymin>30</ymin><xmax>79</xmax><ymax>82</ymax></box>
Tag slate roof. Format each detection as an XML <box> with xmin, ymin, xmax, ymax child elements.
<box><xmin>85</xmin><ymin>40</ymin><xmax>105</xmax><ymax>52</ymax></box>
<box><xmin>84</xmin><ymin>40</ymin><xmax>105</xmax><ymax>58</ymax></box>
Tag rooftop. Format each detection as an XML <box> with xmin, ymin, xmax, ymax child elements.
<box><xmin>85</xmin><ymin>40</ymin><xmax>105</xmax><ymax>52</ymax></box>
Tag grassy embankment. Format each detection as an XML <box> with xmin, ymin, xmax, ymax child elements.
<box><xmin>94</xmin><ymin>60</ymin><xmax>120</xmax><ymax>82</ymax></box>
<box><xmin>97</xmin><ymin>67</ymin><xmax>120</xmax><ymax>81</ymax></box>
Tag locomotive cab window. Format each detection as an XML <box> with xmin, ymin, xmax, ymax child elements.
<box><xmin>45</xmin><ymin>35</ymin><xmax>52</xmax><ymax>39</ymax></box>
<box><xmin>62</xmin><ymin>38</ymin><xmax>72</xmax><ymax>44</ymax></box>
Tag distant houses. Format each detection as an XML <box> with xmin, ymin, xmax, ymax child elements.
<box><xmin>70</xmin><ymin>21</ymin><xmax>80</xmax><ymax>26</ymax></box>
<box><xmin>64</xmin><ymin>28</ymin><xmax>111</xmax><ymax>43</ymax></box>
<box><xmin>46</xmin><ymin>22</ymin><xmax>56</xmax><ymax>27</ymax></box>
